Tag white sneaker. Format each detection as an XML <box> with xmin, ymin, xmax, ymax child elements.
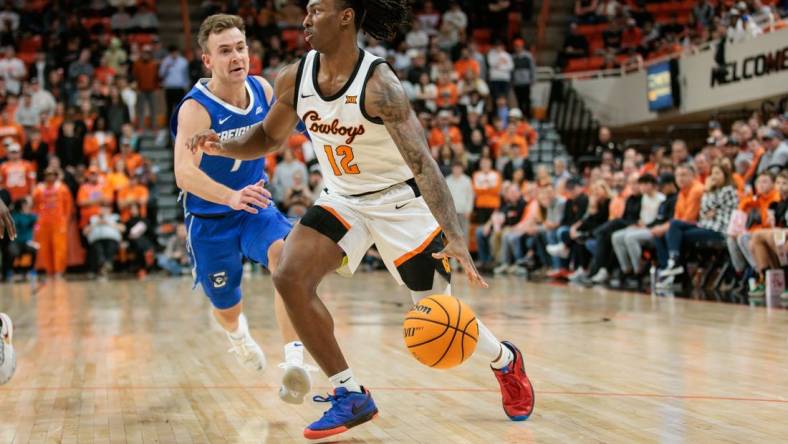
<box><xmin>278</xmin><ymin>342</ymin><xmax>315</xmax><ymax>404</ymax></box>
<box><xmin>656</xmin><ymin>275</ymin><xmax>675</xmax><ymax>289</ymax></box>
<box><xmin>590</xmin><ymin>268</ymin><xmax>609</xmax><ymax>284</ymax></box>
<box><xmin>546</xmin><ymin>243</ymin><xmax>570</xmax><ymax>259</ymax></box>
<box><xmin>660</xmin><ymin>259</ymin><xmax>684</xmax><ymax>277</ymax></box>
<box><xmin>568</xmin><ymin>267</ymin><xmax>586</xmax><ymax>281</ymax></box>
<box><xmin>226</xmin><ymin>315</ymin><xmax>266</xmax><ymax>372</ymax></box>
<box><xmin>278</xmin><ymin>362</ymin><xmax>315</xmax><ymax>404</ymax></box>
<box><xmin>512</xmin><ymin>265</ymin><xmax>528</xmax><ymax>277</ymax></box>
<box><xmin>493</xmin><ymin>263</ymin><xmax>510</xmax><ymax>275</ymax></box>
<box><xmin>0</xmin><ymin>313</ymin><xmax>16</xmax><ymax>385</ymax></box>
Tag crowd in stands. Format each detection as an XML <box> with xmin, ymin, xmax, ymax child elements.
<box><xmin>472</xmin><ymin>116</ymin><xmax>787</xmax><ymax>300</ymax></box>
<box><xmin>558</xmin><ymin>0</ymin><xmax>788</xmax><ymax>72</ymax></box>
<box><xmin>0</xmin><ymin>0</ymin><xmax>186</xmax><ymax>283</ymax></box>
<box><xmin>209</xmin><ymin>1</ymin><xmax>786</xmax><ymax>301</ymax></box>
<box><xmin>0</xmin><ymin>0</ymin><xmax>785</xmax><ymax>305</ymax></box>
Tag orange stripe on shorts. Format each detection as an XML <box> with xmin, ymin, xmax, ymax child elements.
<box><xmin>393</xmin><ymin>226</ymin><xmax>442</xmax><ymax>267</ymax></box>
<box><xmin>317</xmin><ymin>205</ymin><xmax>351</xmax><ymax>230</ymax></box>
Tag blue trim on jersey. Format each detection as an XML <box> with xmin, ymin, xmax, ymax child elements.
<box><xmin>172</xmin><ymin>77</ymin><xmax>272</xmax><ymax>215</ymax></box>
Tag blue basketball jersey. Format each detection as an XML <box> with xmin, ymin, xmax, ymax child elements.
<box><xmin>171</xmin><ymin>76</ymin><xmax>271</xmax><ymax>215</ymax></box>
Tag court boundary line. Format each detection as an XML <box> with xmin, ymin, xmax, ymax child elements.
<box><xmin>0</xmin><ymin>385</ymin><xmax>785</xmax><ymax>404</ymax></box>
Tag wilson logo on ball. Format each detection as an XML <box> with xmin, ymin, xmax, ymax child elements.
<box><xmin>403</xmin><ymin>295</ymin><xmax>478</xmax><ymax>369</ymax></box>
<box><xmin>411</xmin><ymin>304</ymin><xmax>432</xmax><ymax>315</ymax></box>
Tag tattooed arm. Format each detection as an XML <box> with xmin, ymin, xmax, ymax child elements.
<box><xmin>365</xmin><ymin>64</ymin><xmax>487</xmax><ymax>287</ymax></box>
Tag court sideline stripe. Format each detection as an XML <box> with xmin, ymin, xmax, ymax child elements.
<box><xmin>0</xmin><ymin>385</ymin><xmax>785</xmax><ymax>403</ymax></box>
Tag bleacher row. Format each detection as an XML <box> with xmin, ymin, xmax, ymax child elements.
<box><xmin>563</xmin><ymin>0</ymin><xmax>786</xmax><ymax>73</ymax></box>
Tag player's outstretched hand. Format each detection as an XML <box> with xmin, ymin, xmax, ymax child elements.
<box><xmin>228</xmin><ymin>181</ymin><xmax>272</xmax><ymax>214</ymax></box>
<box><xmin>187</xmin><ymin>129</ymin><xmax>224</xmax><ymax>156</ymax></box>
<box><xmin>0</xmin><ymin>200</ymin><xmax>15</xmax><ymax>240</ymax></box>
<box><xmin>432</xmin><ymin>238</ymin><xmax>489</xmax><ymax>288</ymax></box>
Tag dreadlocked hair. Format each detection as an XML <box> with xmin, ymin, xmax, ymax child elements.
<box><xmin>343</xmin><ymin>0</ymin><xmax>411</xmax><ymax>42</ymax></box>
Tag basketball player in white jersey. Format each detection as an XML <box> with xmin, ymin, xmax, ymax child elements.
<box><xmin>173</xmin><ymin>15</ymin><xmax>312</xmax><ymax>404</ymax></box>
<box><xmin>0</xmin><ymin>198</ymin><xmax>17</xmax><ymax>385</ymax></box>
<box><xmin>189</xmin><ymin>1</ymin><xmax>534</xmax><ymax>439</ymax></box>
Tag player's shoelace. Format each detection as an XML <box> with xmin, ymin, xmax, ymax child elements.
<box><xmin>312</xmin><ymin>392</ymin><xmax>347</xmax><ymax>418</ymax></box>
<box><xmin>227</xmin><ymin>336</ymin><xmax>257</xmax><ymax>364</ymax></box>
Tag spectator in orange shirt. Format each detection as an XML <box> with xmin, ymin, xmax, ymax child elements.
<box><xmin>77</xmin><ymin>166</ymin><xmax>113</xmax><ymax>228</ymax></box>
<box><xmin>485</xmin><ymin>115</ymin><xmax>506</xmax><ymax>154</ymax></box>
<box><xmin>508</xmin><ymin>108</ymin><xmax>538</xmax><ymax>146</ymax></box>
<box><xmin>672</xmin><ymin>164</ymin><xmax>705</xmax><ymax>222</ymax></box>
<box><xmin>0</xmin><ymin>143</ymin><xmax>36</xmax><ymax>202</ymax></box>
<box><xmin>472</xmin><ymin>157</ymin><xmax>502</xmax><ymax>223</ymax></box>
<box><xmin>0</xmin><ymin>114</ymin><xmax>25</xmax><ymax>158</ymax></box>
<box><xmin>131</xmin><ymin>48</ymin><xmax>159</xmax><ymax>129</ymax></box>
<box><xmin>653</xmin><ymin>163</ymin><xmax>705</xmax><ymax>265</ymax></box>
<box><xmin>112</xmin><ymin>140</ymin><xmax>144</xmax><ymax>175</ymax></box>
<box><xmin>94</xmin><ymin>58</ymin><xmax>117</xmax><ymax>85</ymax></box>
<box><xmin>743</xmin><ymin>143</ymin><xmax>765</xmax><ymax>183</ymax></box>
<box><xmin>727</xmin><ymin>171</ymin><xmax>781</xmax><ymax>273</ymax></box>
<box><xmin>640</xmin><ymin>145</ymin><xmax>665</xmax><ymax>176</ymax></box>
<box><xmin>434</xmin><ymin>72</ymin><xmax>459</xmax><ymax>109</ymax></box>
<box><xmin>105</xmin><ymin>158</ymin><xmax>130</xmax><ymax>199</ymax></box>
<box><xmin>621</xmin><ymin>19</ymin><xmax>643</xmax><ymax>50</ymax></box>
<box><xmin>117</xmin><ymin>173</ymin><xmax>149</xmax><ymax>223</ymax></box>
<box><xmin>497</xmin><ymin>112</ymin><xmax>530</xmax><ymax>158</ymax></box>
<box><xmin>83</xmin><ymin>117</ymin><xmax>118</xmax><ymax>172</ymax></box>
<box><xmin>608</xmin><ymin>172</ymin><xmax>637</xmax><ymax>220</ymax></box>
<box><xmin>453</xmin><ymin>47</ymin><xmax>480</xmax><ymax>79</ymax></box>
<box><xmin>41</xmin><ymin>103</ymin><xmax>64</xmax><ymax>147</ymax></box>
<box><xmin>32</xmin><ymin>166</ymin><xmax>73</xmax><ymax>278</ymax></box>
<box><xmin>428</xmin><ymin>110</ymin><xmax>462</xmax><ymax>150</ymax></box>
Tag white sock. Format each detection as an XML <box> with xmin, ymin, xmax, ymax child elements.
<box><xmin>329</xmin><ymin>368</ymin><xmax>362</xmax><ymax>393</ymax></box>
<box><xmin>284</xmin><ymin>341</ymin><xmax>304</xmax><ymax>365</ymax></box>
<box><xmin>490</xmin><ymin>343</ymin><xmax>514</xmax><ymax>370</ymax></box>
<box><xmin>228</xmin><ymin>313</ymin><xmax>248</xmax><ymax>340</ymax></box>
<box><xmin>474</xmin><ymin>319</ymin><xmax>502</xmax><ymax>358</ymax></box>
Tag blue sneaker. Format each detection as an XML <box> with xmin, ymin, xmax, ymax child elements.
<box><xmin>303</xmin><ymin>387</ymin><xmax>378</xmax><ymax>440</ymax></box>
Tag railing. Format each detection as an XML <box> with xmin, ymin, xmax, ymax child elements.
<box><xmin>554</xmin><ymin>14</ymin><xmax>786</xmax><ymax>80</ymax></box>
<box><xmin>547</xmin><ymin>79</ymin><xmax>598</xmax><ymax>159</ymax></box>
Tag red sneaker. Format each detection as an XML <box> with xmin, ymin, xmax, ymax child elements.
<box><xmin>547</xmin><ymin>268</ymin><xmax>571</xmax><ymax>280</ymax></box>
<box><xmin>492</xmin><ymin>341</ymin><xmax>534</xmax><ymax>421</ymax></box>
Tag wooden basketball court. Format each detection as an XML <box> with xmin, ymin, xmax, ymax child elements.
<box><xmin>1</xmin><ymin>272</ymin><xmax>786</xmax><ymax>443</ymax></box>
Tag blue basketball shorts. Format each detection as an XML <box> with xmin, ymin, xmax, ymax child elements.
<box><xmin>185</xmin><ymin>207</ymin><xmax>292</xmax><ymax>309</ymax></box>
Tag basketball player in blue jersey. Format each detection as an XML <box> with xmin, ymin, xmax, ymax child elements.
<box><xmin>0</xmin><ymin>199</ymin><xmax>16</xmax><ymax>385</ymax></box>
<box><xmin>190</xmin><ymin>2</ymin><xmax>534</xmax><ymax>440</ymax></box>
<box><xmin>172</xmin><ymin>14</ymin><xmax>312</xmax><ymax>404</ymax></box>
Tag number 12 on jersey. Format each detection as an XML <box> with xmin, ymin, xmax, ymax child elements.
<box><xmin>323</xmin><ymin>144</ymin><xmax>360</xmax><ymax>175</ymax></box>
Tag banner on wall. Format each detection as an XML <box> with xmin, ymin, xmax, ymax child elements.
<box><xmin>710</xmin><ymin>43</ymin><xmax>788</xmax><ymax>88</ymax></box>
<box><xmin>571</xmin><ymin>27</ymin><xmax>788</xmax><ymax>127</ymax></box>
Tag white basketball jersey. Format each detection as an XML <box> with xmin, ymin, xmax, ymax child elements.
<box><xmin>295</xmin><ymin>49</ymin><xmax>413</xmax><ymax>195</ymax></box>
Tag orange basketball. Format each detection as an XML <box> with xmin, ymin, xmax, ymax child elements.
<box><xmin>403</xmin><ymin>295</ymin><xmax>478</xmax><ymax>369</ymax></box>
